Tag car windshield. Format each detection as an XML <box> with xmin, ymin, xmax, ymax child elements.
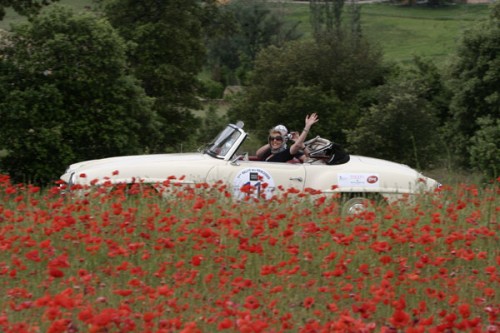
<box><xmin>204</xmin><ymin>125</ymin><xmax>243</xmax><ymax>158</ymax></box>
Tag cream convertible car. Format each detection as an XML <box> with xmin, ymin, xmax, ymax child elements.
<box><xmin>61</xmin><ymin>122</ymin><xmax>440</xmax><ymax>214</ymax></box>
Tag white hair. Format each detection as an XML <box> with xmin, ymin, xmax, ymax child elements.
<box><xmin>273</xmin><ymin>124</ymin><xmax>288</xmax><ymax>137</ymax></box>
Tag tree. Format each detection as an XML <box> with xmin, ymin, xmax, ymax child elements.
<box><xmin>0</xmin><ymin>6</ymin><xmax>158</xmax><ymax>184</ymax></box>
<box><xmin>310</xmin><ymin>0</ymin><xmax>345</xmax><ymax>38</ymax></box>
<box><xmin>444</xmin><ymin>2</ymin><xmax>500</xmax><ymax>168</ymax></box>
<box><xmin>469</xmin><ymin>116</ymin><xmax>499</xmax><ymax>179</ymax></box>
<box><xmin>346</xmin><ymin>78</ymin><xmax>440</xmax><ymax>169</ymax></box>
<box><xmin>0</xmin><ymin>0</ymin><xmax>58</xmax><ymax>20</ymax></box>
<box><xmin>406</xmin><ymin>56</ymin><xmax>451</xmax><ymax>127</ymax></box>
<box><xmin>206</xmin><ymin>0</ymin><xmax>301</xmax><ymax>86</ymax></box>
<box><xmin>100</xmin><ymin>0</ymin><xmax>214</xmax><ymax>152</ymax></box>
<box><xmin>228</xmin><ymin>2</ymin><xmax>386</xmax><ymax>144</ymax></box>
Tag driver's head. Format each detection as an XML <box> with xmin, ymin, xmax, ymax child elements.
<box><xmin>268</xmin><ymin>129</ymin><xmax>285</xmax><ymax>149</ymax></box>
<box><xmin>274</xmin><ymin>125</ymin><xmax>288</xmax><ymax>138</ymax></box>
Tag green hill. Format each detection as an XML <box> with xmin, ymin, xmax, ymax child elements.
<box><xmin>273</xmin><ymin>1</ymin><xmax>490</xmax><ymax>64</ymax></box>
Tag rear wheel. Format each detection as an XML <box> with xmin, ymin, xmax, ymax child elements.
<box><xmin>341</xmin><ymin>197</ymin><xmax>369</xmax><ymax>215</ymax></box>
<box><xmin>340</xmin><ymin>193</ymin><xmax>384</xmax><ymax>216</ymax></box>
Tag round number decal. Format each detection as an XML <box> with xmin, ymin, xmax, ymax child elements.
<box><xmin>233</xmin><ymin>168</ymin><xmax>275</xmax><ymax>200</ymax></box>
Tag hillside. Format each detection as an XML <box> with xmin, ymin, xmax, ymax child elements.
<box><xmin>278</xmin><ymin>1</ymin><xmax>490</xmax><ymax>64</ymax></box>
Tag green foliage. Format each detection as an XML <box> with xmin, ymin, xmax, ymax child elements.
<box><xmin>360</xmin><ymin>58</ymin><xmax>451</xmax><ymax>169</ymax></box>
<box><xmin>228</xmin><ymin>21</ymin><xmax>386</xmax><ymax>145</ymax></box>
<box><xmin>197</xmin><ymin>106</ymin><xmax>229</xmax><ymax>146</ymax></box>
<box><xmin>346</xmin><ymin>78</ymin><xmax>440</xmax><ymax>169</ymax></box>
<box><xmin>309</xmin><ymin>0</ymin><xmax>345</xmax><ymax>39</ymax></box>
<box><xmin>0</xmin><ymin>6</ymin><xmax>158</xmax><ymax>184</ymax></box>
<box><xmin>444</xmin><ymin>3</ymin><xmax>500</xmax><ymax>168</ymax></box>
<box><xmin>469</xmin><ymin>116</ymin><xmax>499</xmax><ymax>180</ymax></box>
<box><xmin>0</xmin><ymin>0</ymin><xmax>59</xmax><ymax>20</ymax></box>
<box><xmin>205</xmin><ymin>0</ymin><xmax>302</xmax><ymax>86</ymax></box>
<box><xmin>198</xmin><ymin>78</ymin><xmax>225</xmax><ymax>100</ymax></box>
<box><xmin>100</xmin><ymin>0</ymin><xmax>211</xmax><ymax>152</ymax></box>
<box><xmin>404</xmin><ymin>57</ymin><xmax>452</xmax><ymax>126</ymax></box>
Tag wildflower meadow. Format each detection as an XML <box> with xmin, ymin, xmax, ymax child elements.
<box><xmin>0</xmin><ymin>174</ymin><xmax>498</xmax><ymax>333</ymax></box>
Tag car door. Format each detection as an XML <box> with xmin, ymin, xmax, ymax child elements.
<box><xmin>206</xmin><ymin>160</ymin><xmax>306</xmax><ymax>199</ymax></box>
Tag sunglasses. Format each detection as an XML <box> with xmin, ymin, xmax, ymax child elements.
<box><xmin>268</xmin><ymin>136</ymin><xmax>284</xmax><ymax>142</ymax></box>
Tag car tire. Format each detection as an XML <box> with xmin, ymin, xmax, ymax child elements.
<box><xmin>341</xmin><ymin>193</ymin><xmax>387</xmax><ymax>216</ymax></box>
<box><xmin>341</xmin><ymin>196</ymin><xmax>370</xmax><ymax>215</ymax></box>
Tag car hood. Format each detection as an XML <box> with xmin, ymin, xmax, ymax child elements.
<box><xmin>354</xmin><ymin>155</ymin><xmax>415</xmax><ymax>172</ymax></box>
<box><xmin>61</xmin><ymin>153</ymin><xmax>218</xmax><ymax>185</ymax></box>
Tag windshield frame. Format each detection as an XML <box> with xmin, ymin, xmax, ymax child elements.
<box><xmin>204</xmin><ymin>123</ymin><xmax>247</xmax><ymax>161</ymax></box>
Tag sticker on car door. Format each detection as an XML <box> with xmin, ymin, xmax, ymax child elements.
<box><xmin>233</xmin><ymin>168</ymin><xmax>275</xmax><ymax>200</ymax></box>
<box><xmin>338</xmin><ymin>173</ymin><xmax>380</xmax><ymax>187</ymax></box>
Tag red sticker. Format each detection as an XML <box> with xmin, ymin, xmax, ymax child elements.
<box><xmin>367</xmin><ymin>176</ymin><xmax>378</xmax><ymax>184</ymax></box>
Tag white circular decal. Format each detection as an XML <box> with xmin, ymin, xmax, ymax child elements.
<box><xmin>233</xmin><ymin>168</ymin><xmax>275</xmax><ymax>200</ymax></box>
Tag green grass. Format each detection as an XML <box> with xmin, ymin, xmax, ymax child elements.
<box><xmin>275</xmin><ymin>2</ymin><xmax>490</xmax><ymax>64</ymax></box>
<box><xmin>360</xmin><ymin>3</ymin><xmax>490</xmax><ymax>64</ymax></box>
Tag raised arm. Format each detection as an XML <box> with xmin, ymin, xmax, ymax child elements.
<box><xmin>290</xmin><ymin>113</ymin><xmax>319</xmax><ymax>155</ymax></box>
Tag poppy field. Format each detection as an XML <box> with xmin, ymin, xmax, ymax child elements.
<box><xmin>0</xmin><ymin>174</ymin><xmax>498</xmax><ymax>333</ymax></box>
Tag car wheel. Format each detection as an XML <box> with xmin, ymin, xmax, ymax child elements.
<box><xmin>341</xmin><ymin>196</ymin><xmax>370</xmax><ymax>215</ymax></box>
<box><xmin>341</xmin><ymin>194</ymin><xmax>386</xmax><ymax>216</ymax></box>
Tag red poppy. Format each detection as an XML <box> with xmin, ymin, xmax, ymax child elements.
<box><xmin>390</xmin><ymin>309</ymin><xmax>410</xmax><ymax>328</ymax></box>
<box><xmin>458</xmin><ymin>304</ymin><xmax>471</xmax><ymax>319</ymax></box>
<box><xmin>25</xmin><ymin>250</ymin><xmax>42</xmax><ymax>262</ymax></box>
<box><xmin>303</xmin><ymin>296</ymin><xmax>315</xmax><ymax>309</ymax></box>
<box><xmin>370</xmin><ymin>241</ymin><xmax>392</xmax><ymax>253</ymax></box>
<box><xmin>243</xmin><ymin>295</ymin><xmax>260</xmax><ymax>310</ymax></box>
<box><xmin>48</xmin><ymin>268</ymin><xmax>64</xmax><ymax>278</ymax></box>
<box><xmin>113</xmin><ymin>289</ymin><xmax>133</xmax><ymax>297</ymax></box>
<box><xmin>217</xmin><ymin>318</ymin><xmax>234</xmax><ymax>330</ymax></box>
<box><xmin>191</xmin><ymin>255</ymin><xmax>203</xmax><ymax>266</ymax></box>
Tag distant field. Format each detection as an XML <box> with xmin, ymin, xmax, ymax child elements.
<box><xmin>0</xmin><ymin>1</ymin><xmax>491</xmax><ymax>65</ymax></box>
<box><xmin>274</xmin><ymin>2</ymin><xmax>490</xmax><ymax>64</ymax></box>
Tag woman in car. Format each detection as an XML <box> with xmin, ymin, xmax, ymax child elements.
<box><xmin>256</xmin><ymin>113</ymin><xmax>318</xmax><ymax>162</ymax></box>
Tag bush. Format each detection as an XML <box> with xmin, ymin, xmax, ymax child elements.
<box><xmin>346</xmin><ymin>79</ymin><xmax>440</xmax><ymax>169</ymax></box>
<box><xmin>469</xmin><ymin>116</ymin><xmax>499</xmax><ymax>180</ymax></box>
<box><xmin>198</xmin><ymin>78</ymin><xmax>225</xmax><ymax>99</ymax></box>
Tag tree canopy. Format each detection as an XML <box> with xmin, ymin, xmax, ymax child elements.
<box><xmin>0</xmin><ymin>6</ymin><xmax>158</xmax><ymax>184</ymax></box>
<box><xmin>444</xmin><ymin>2</ymin><xmax>500</xmax><ymax>170</ymax></box>
<box><xmin>0</xmin><ymin>0</ymin><xmax>58</xmax><ymax>20</ymax></box>
<box><xmin>346</xmin><ymin>75</ymin><xmax>440</xmax><ymax>169</ymax></box>
<box><xmin>205</xmin><ymin>0</ymin><xmax>302</xmax><ymax>86</ymax></box>
<box><xmin>100</xmin><ymin>0</ymin><xmax>214</xmax><ymax>152</ymax></box>
<box><xmin>228</xmin><ymin>1</ymin><xmax>385</xmax><ymax>144</ymax></box>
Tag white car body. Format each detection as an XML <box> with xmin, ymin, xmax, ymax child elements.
<box><xmin>61</xmin><ymin>122</ymin><xmax>440</xmax><ymax>212</ymax></box>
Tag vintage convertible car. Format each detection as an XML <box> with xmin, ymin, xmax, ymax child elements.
<box><xmin>61</xmin><ymin>122</ymin><xmax>440</xmax><ymax>214</ymax></box>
